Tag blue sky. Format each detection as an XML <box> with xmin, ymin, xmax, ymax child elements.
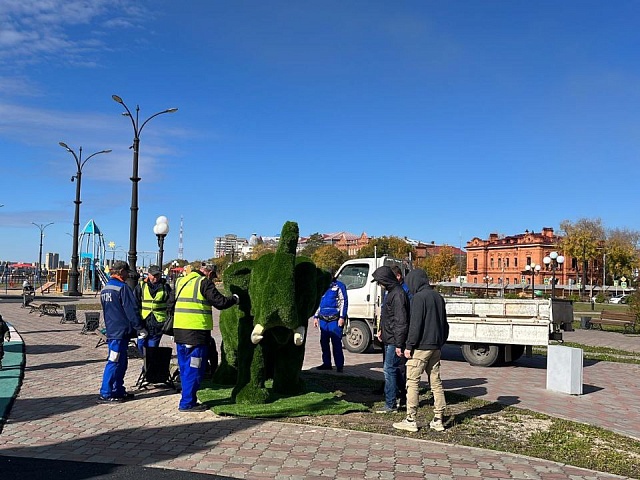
<box><xmin>1</xmin><ymin>1</ymin><xmax>639</xmax><ymax>265</ymax></box>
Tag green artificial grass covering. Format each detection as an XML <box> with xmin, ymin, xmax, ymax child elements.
<box><xmin>198</xmin><ymin>376</ymin><xmax>369</xmax><ymax>418</ymax></box>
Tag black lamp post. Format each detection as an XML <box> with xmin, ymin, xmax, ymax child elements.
<box><xmin>543</xmin><ymin>251</ymin><xmax>565</xmax><ymax>299</ymax></box>
<box><xmin>112</xmin><ymin>95</ymin><xmax>177</xmax><ymax>288</ymax></box>
<box><xmin>31</xmin><ymin>222</ymin><xmax>54</xmax><ymax>291</ymax></box>
<box><xmin>153</xmin><ymin>216</ymin><xmax>169</xmax><ymax>275</ymax></box>
<box><xmin>59</xmin><ymin>143</ymin><xmax>111</xmax><ymax>296</ymax></box>
<box><xmin>524</xmin><ymin>263</ymin><xmax>541</xmax><ymax>299</ymax></box>
<box><xmin>483</xmin><ymin>275</ymin><xmax>492</xmax><ymax>297</ymax></box>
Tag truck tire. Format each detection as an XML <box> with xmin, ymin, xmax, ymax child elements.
<box><xmin>461</xmin><ymin>343</ymin><xmax>503</xmax><ymax>367</ymax></box>
<box><xmin>342</xmin><ymin>319</ymin><xmax>372</xmax><ymax>354</ymax></box>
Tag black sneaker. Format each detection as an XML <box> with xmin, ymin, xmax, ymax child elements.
<box><xmin>178</xmin><ymin>403</ymin><xmax>208</xmax><ymax>412</ymax></box>
<box><xmin>316</xmin><ymin>364</ymin><xmax>332</xmax><ymax>370</ymax></box>
<box><xmin>97</xmin><ymin>396</ymin><xmax>125</xmax><ymax>404</ymax></box>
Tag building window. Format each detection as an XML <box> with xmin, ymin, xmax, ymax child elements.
<box><xmin>514</xmin><ymin>258</ymin><xmax>518</xmax><ymax>268</ymax></box>
<box><xmin>505</xmin><ymin>278</ymin><xmax>510</xmax><ymax>285</ymax></box>
<box><xmin>526</xmin><ymin>256</ymin><xmax>531</xmax><ymax>266</ymax></box>
<box><xmin>490</xmin><ymin>258</ymin><xmax>494</xmax><ymax>268</ymax></box>
<box><xmin>506</xmin><ymin>257</ymin><xmax>510</xmax><ymax>268</ymax></box>
<box><xmin>474</xmin><ymin>277</ymin><xmax>478</xmax><ymax>283</ymax></box>
<box><xmin>498</xmin><ymin>258</ymin><xmax>502</xmax><ymax>269</ymax></box>
<box><xmin>473</xmin><ymin>258</ymin><xmax>478</xmax><ymax>270</ymax></box>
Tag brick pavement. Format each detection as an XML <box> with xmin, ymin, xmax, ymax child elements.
<box><xmin>0</xmin><ymin>298</ymin><xmax>636</xmax><ymax>479</ymax></box>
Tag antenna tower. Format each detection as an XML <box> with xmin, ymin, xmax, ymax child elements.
<box><xmin>178</xmin><ymin>216</ymin><xmax>184</xmax><ymax>260</ymax></box>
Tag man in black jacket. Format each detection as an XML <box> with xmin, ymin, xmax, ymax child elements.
<box><xmin>371</xmin><ymin>265</ymin><xmax>409</xmax><ymax>413</ymax></box>
<box><xmin>393</xmin><ymin>268</ymin><xmax>449</xmax><ymax>432</ymax></box>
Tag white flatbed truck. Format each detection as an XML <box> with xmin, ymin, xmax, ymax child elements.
<box><xmin>336</xmin><ymin>256</ymin><xmax>573</xmax><ymax>367</ymax></box>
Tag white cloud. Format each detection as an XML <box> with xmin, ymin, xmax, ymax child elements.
<box><xmin>0</xmin><ymin>0</ymin><xmax>147</xmax><ymax>66</ymax></box>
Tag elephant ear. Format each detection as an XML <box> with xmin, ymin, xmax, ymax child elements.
<box><xmin>223</xmin><ymin>259</ymin><xmax>254</xmax><ymax>310</ymax></box>
<box><xmin>294</xmin><ymin>257</ymin><xmax>321</xmax><ymax>319</ymax></box>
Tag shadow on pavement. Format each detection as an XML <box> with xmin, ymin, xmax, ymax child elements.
<box><xmin>0</xmin><ymin>455</ymin><xmax>235</xmax><ymax>479</ymax></box>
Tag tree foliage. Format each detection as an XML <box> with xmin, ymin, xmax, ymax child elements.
<box><xmin>311</xmin><ymin>245</ymin><xmax>348</xmax><ymax>273</ymax></box>
<box><xmin>249</xmin><ymin>243</ymin><xmax>276</xmax><ymax>260</ymax></box>
<box><xmin>300</xmin><ymin>232</ymin><xmax>325</xmax><ymax>258</ymax></box>
<box><xmin>356</xmin><ymin>236</ymin><xmax>416</xmax><ymax>260</ymax></box>
<box><xmin>415</xmin><ymin>246</ymin><xmax>459</xmax><ymax>282</ymax></box>
<box><xmin>605</xmin><ymin>228</ymin><xmax>640</xmax><ymax>280</ymax></box>
<box><xmin>558</xmin><ymin>218</ymin><xmax>605</xmax><ymax>262</ymax></box>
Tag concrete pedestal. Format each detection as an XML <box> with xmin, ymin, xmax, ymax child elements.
<box><xmin>546</xmin><ymin>345</ymin><xmax>583</xmax><ymax>395</ymax></box>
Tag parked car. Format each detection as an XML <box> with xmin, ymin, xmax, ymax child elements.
<box><xmin>609</xmin><ymin>294</ymin><xmax>629</xmax><ymax>304</ymax></box>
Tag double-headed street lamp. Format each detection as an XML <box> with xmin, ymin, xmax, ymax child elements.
<box><xmin>31</xmin><ymin>222</ymin><xmax>54</xmax><ymax>290</ymax></box>
<box><xmin>112</xmin><ymin>95</ymin><xmax>178</xmax><ymax>288</ymax></box>
<box><xmin>153</xmin><ymin>216</ymin><xmax>170</xmax><ymax>275</ymax></box>
<box><xmin>543</xmin><ymin>251</ymin><xmax>565</xmax><ymax>299</ymax></box>
<box><xmin>59</xmin><ymin>143</ymin><xmax>111</xmax><ymax>296</ymax></box>
<box><xmin>483</xmin><ymin>275</ymin><xmax>492</xmax><ymax>297</ymax></box>
<box><xmin>524</xmin><ymin>263</ymin><xmax>541</xmax><ymax>299</ymax></box>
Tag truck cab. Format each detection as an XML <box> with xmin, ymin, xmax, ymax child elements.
<box><xmin>335</xmin><ymin>256</ymin><xmax>410</xmax><ymax>353</ymax></box>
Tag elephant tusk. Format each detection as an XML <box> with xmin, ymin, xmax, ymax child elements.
<box><xmin>293</xmin><ymin>326</ymin><xmax>306</xmax><ymax>346</ymax></box>
<box><xmin>251</xmin><ymin>324</ymin><xmax>265</xmax><ymax>344</ymax></box>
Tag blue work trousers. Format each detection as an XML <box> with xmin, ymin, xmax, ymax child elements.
<box><xmin>177</xmin><ymin>343</ymin><xmax>208</xmax><ymax>410</ymax></box>
<box><xmin>319</xmin><ymin>319</ymin><xmax>344</xmax><ymax>368</ymax></box>
<box><xmin>137</xmin><ymin>333</ymin><xmax>162</xmax><ymax>357</ymax></box>
<box><xmin>100</xmin><ymin>338</ymin><xmax>130</xmax><ymax>399</ymax></box>
<box><xmin>383</xmin><ymin>343</ymin><xmax>405</xmax><ymax>410</ymax></box>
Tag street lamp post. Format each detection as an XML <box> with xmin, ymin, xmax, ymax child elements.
<box><xmin>524</xmin><ymin>263</ymin><xmax>541</xmax><ymax>299</ymax></box>
<box><xmin>483</xmin><ymin>275</ymin><xmax>492</xmax><ymax>298</ymax></box>
<box><xmin>31</xmin><ymin>222</ymin><xmax>54</xmax><ymax>291</ymax></box>
<box><xmin>59</xmin><ymin>143</ymin><xmax>111</xmax><ymax>296</ymax></box>
<box><xmin>543</xmin><ymin>251</ymin><xmax>565</xmax><ymax>299</ymax></box>
<box><xmin>153</xmin><ymin>216</ymin><xmax>170</xmax><ymax>275</ymax></box>
<box><xmin>112</xmin><ymin>95</ymin><xmax>178</xmax><ymax>288</ymax></box>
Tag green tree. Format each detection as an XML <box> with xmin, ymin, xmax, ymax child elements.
<box><xmin>311</xmin><ymin>245</ymin><xmax>348</xmax><ymax>273</ymax></box>
<box><xmin>416</xmin><ymin>246</ymin><xmax>459</xmax><ymax>282</ymax></box>
<box><xmin>300</xmin><ymin>232</ymin><xmax>325</xmax><ymax>257</ymax></box>
<box><xmin>356</xmin><ymin>236</ymin><xmax>415</xmax><ymax>260</ymax></box>
<box><xmin>605</xmin><ymin>228</ymin><xmax>640</xmax><ymax>282</ymax></box>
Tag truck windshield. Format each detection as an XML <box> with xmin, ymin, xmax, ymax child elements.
<box><xmin>337</xmin><ymin>264</ymin><xmax>369</xmax><ymax>290</ymax></box>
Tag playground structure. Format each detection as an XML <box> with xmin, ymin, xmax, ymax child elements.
<box><xmin>79</xmin><ymin>219</ymin><xmax>107</xmax><ymax>292</ymax></box>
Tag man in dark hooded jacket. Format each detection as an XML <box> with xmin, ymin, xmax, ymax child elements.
<box><xmin>371</xmin><ymin>265</ymin><xmax>409</xmax><ymax>413</ymax></box>
<box><xmin>393</xmin><ymin>268</ymin><xmax>449</xmax><ymax>433</ymax></box>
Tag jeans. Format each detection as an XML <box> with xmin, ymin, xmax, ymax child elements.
<box><xmin>406</xmin><ymin>349</ymin><xmax>446</xmax><ymax>419</ymax></box>
<box><xmin>383</xmin><ymin>343</ymin><xmax>404</xmax><ymax>409</ymax></box>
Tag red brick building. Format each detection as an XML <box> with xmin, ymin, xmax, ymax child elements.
<box><xmin>465</xmin><ymin>228</ymin><xmax>582</xmax><ymax>288</ymax></box>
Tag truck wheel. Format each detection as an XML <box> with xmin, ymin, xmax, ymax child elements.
<box><xmin>461</xmin><ymin>343</ymin><xmax>503</xmax><ymax>367</ymax></box>
<box><xmin>342</xmin><ymin>320</ymin><xmax>372</xmax><ymax>354</ymax></box>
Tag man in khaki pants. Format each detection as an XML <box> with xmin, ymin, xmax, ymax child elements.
<box><xmin>393</xmin><ymin>268</ymin><xmax>449</xmax><ymax>432</ymax></box>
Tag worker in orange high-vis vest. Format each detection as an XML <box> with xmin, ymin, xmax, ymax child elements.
<box><xmin>167</xmin><ymin>263</ymin><xmax>238</xmax><ymax>412</ymax></box>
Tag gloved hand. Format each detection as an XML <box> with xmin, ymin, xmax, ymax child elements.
<box><xmin>138</xmin><ymin>329</ymin><xmax>148</xmax><ymax>339</ymax></box>
<box><xmin>232</xmin><ymin>294</ymin><xmax>240</xmax><ymax>304</ymax></box>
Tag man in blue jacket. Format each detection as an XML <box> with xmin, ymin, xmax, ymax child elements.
<box><xmin>393</xmin><ymin>268</ymin><xmax>449</xmax><ymax>433</ymax></box>
<box><xmin>313</xmin><ymin>275</ymin><xmax>349</xmax><ymax>372</ymax></box>
<box><xmin>98</xmin><ymin>261</ymin><xmax>146</xmax><ymax>404</ymax></box>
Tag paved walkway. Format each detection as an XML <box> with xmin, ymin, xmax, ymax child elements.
<box><xmin>0</xmin><ymin>298</ymin><xmax>638</xmax><ymax>479</ymax></box>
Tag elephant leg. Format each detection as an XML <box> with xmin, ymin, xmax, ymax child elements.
<box><xmin>234</xmin><ymin>342</ymin><xmax>269</xmax><ymax>404</ymax></box>
<box><xmin>272</xmin><ymin>342</ymin><xmax>305</xmax><ymax>396</ymax></box>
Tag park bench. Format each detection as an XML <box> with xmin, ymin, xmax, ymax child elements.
<box><xmin>28</xmin><ymin>302</ymin><xmax>61</xmax><ymax>317</ymax></box>
<box><xmin>589</xmin><ymin>311</ymin><xmax>637</xmax><ymax>333</ymax></box>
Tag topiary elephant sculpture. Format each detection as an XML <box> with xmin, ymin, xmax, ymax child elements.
<box><xmin>213</xmin><ymin>221</ymin><xmax>331</xmax><ymax>404</ymax></box>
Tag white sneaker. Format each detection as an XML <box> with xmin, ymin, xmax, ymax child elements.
<box><xmin>393</xmin><ymin>417</ymin><xmax>418</xmax><ymax>433</ymax></box>
<box><xmin>429</xmin><ymin>417</ymin><xmax>445</xmax><ymax>432</ymax></box>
